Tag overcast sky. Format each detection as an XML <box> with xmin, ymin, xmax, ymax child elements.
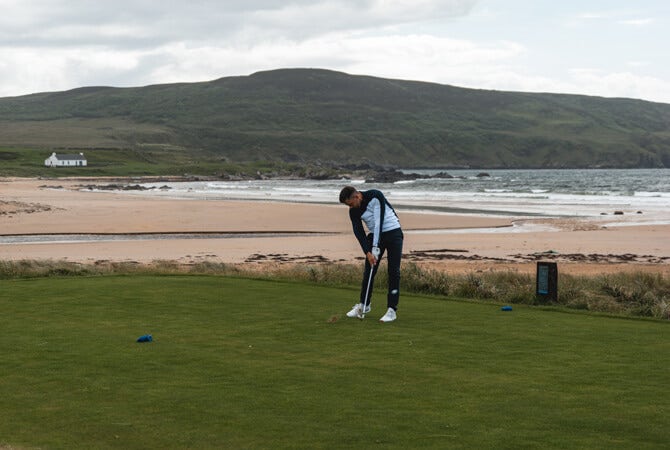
<box><xmin>1</xmin><ymin>0</ymin><xmax>669</xmax><ymax>103</ymax></box>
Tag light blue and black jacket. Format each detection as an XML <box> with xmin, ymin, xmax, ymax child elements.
<box><xmin>348</xmin><ymin>189</ymin><xmax>401</xmax><ymax>255</ymax></box>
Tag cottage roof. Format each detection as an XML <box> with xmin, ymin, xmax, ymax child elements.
<box><xmin>54</xmin><ymin>154</ymin><xmax>86</xmax><ymax>160</ymax></box>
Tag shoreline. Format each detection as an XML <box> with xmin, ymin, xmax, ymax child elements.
<box><xmin>26</xmin><ymin>172</ymin><xmax>670</xmax><ymax>224</ymax></box>
<box><xmin>1</xmin><ymin>177</ymin><xmax>669</xmax><ymax>275</ymax></box>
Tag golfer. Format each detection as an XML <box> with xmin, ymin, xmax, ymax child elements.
<box><xmin>339</xmin><ymin>186</ymin><xmax>403</xmax><ymax>322</ymax></box>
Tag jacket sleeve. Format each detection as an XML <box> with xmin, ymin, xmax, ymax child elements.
<box><xmin>350</xmin><ymin>208</ymin><xmax>371</xmax><ymax>254</ymax></box>
<box><xmin>368</xmin><ymin>197</ymin><xmax>383</xmax><ymax>248</ymax></box>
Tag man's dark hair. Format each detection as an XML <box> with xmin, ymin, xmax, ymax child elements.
<box><xmin>339</xmin><ymin>186</ymin><xmax>357</xmax><ymax>203</ymax></box>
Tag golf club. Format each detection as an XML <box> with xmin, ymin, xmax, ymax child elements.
<box><xmin>360</xmin><ymin>260</ymin><xmax>376</xmax><ymax>319</ymax></box>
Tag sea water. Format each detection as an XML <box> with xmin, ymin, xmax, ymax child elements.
<box><xmin>7</xmin><ymin>169</ymin><xmax>667</xmax><ymax>245</ymax></box>
<box><xmin>128</xmin><ymin>168</ymin><xmax>670</xmax><ymax>225</ymax></box>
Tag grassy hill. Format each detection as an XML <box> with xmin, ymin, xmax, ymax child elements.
<box><xmin>1</xmin><ymin>68</ymin><xmax>670</xmax><ymax>174</ymax></box>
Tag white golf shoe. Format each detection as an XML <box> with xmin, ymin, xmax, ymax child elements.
<box><xmin>346</xmin><ymin>303</ymin><xmax>371</xmax><ymax>318</ymax></box>
<box><xmin>379</xmin><ymin>308</ymin><xmax>397</xmax><ymax>323</ymax></box>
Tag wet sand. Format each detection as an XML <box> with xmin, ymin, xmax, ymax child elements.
<box><xmin>1</xmin><ymin>177</ymin><xmax>668</xmax><ymax>275</ymax></box>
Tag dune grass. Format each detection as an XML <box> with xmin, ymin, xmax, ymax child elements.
<box><xmin>2</xmin><ymin>259</ymin><xmax>667</xmax><ymax>320</ymax></box>
<box><xmin>0</xmin><ymin>274</ymin><xmax>668</xmax><ymax>449</ymax></box>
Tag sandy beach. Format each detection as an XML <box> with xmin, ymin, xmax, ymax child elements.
<box><xmin>1</xmin><ymin>177</ymin><xmax>668</xmax><ymax>275</ymax></box>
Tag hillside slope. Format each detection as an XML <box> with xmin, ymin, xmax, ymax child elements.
<box><xmin>1</xmin><ymin>68</ymin><xmax>669</xmax><ymax>169</ymax></box>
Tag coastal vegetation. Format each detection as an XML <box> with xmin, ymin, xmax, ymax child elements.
<box><xmin>1</xmin><ymin>273</ymin><xmax>668</xmax><ymax>449</ymax></box>
<box><xmin>1</xmin><ymin>260</ymin><xmax>668</xmax><ymax>320</ymax></box>
<box><xmin>1</xmin><ymin>68</ymin><xmax>670</xmax><ymax>177</ymax></box>
<box><xmin>0</xmin><ymin>146</ymin><xmax>326</xmax><ymax>178</ymax></box>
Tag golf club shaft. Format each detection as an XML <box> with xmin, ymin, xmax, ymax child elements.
<box><xmin>362</xmin><ymin>261</ymin><xmax>376</xmax><ymax>318</ymax></box>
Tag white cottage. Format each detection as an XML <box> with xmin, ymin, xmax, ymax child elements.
<box><xmin>45</xmin><ymin>152</ymin><xmax>87</xmax><ymax>167</ymax></box>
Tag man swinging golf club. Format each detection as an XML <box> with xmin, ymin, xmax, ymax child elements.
<box><xmin>339</xmin><ymin>186</ymin><xmax>404</xmax><ymax>323</ymax></box>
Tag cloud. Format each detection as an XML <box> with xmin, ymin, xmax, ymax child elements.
<box><xmin>618</xmin><ymin>18</ymin><xmax>654</xmax><ymax>26</ymax></box>
<box><xmin>468</xmin><ymin>67</ymin><xmax>670</xmax><ymax>104</ymax></box>
<box><xmin>566</xmin><ymin>69</ymin><xmax>670</xmax><ymax>103</ymax></box>
<box><xmin>0</xmin><ymin>0</ymin><xmax>479</xmax><ymax>95</ymax></box>
<box><xmin>334</xmin><ymin>34</ymin><xmax>525</xmax><ymax>82</ymax></box>
<box><xmin>0</xmin><ymin>0</ymin><xmax>478</xmax><ymax>47</ymax></box>
<box><xmin>0</xmin><ymin>0</ymin><xmax>668</xmax><ymax>104</ymax></box>
<box><xmin>2</xmin><ymin>26</ymin><xmax>668</xmax><ymax>104</ymax></box>
<box><xmin>122</xmin><ymin>31</ymin><xmax>524</xmax><ymax>86</ymax></box>
<box><xmin>572</xmin><ymin>9</ymin><xmax>656</xmax><ymax>27</ymax></box>
<box><xmin>0</xmin><ymin>46</ymin><xmax>146</xmax><ymax>96</ymax></box>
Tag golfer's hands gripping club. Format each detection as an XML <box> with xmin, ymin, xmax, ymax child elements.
<box><xmin>368</xmin><ymin>246</ymin><xmax>381</xmax><ymax>265</ymax></box>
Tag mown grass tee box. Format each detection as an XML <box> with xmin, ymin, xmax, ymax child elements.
<box><xmin>1</xmin><ymin>275</ymin><xmax>668</xmax><ymax>449</ymax></box>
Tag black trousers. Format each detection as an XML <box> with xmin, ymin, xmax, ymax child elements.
<box><xmin>360</xmin><ymin>228</ymin><xmax>404</xmax><ymax>310</ymax></box>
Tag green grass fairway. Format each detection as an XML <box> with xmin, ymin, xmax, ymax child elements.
<box><xmin>1</xmin><ymin>275</ymin><xmax>668</xmax><ymax>449</ymax></box>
